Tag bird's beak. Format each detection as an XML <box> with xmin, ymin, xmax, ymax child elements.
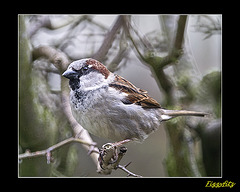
<box><xmin>62</xmin><ymin>68</ymin><xmax>79</xmax><ymax>79</ymax></box>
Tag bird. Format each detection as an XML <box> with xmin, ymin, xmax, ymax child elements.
<box><xmin>62</xmin><ymin>58</ymin><xmax>207</xmax><ymax>142</ymax></box>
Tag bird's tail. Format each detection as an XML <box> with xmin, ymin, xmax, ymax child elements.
<box><xmin>161</xmin><ymin>109</ymin><xmax>208</xmax><ymax>121</ymax></box>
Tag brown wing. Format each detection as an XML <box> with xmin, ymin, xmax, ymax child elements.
<box><xmin>109</xmin><ymin>75</ymin><xmax>161</xmax><ymax>108</ymax></box>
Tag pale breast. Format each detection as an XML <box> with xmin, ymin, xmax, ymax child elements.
<box><xmin>70</xmin><ymin>86</ymin><xmax>162</xmax><ymax>142</ymax></box>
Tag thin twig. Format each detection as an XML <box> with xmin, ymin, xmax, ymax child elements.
<box><xmin>19</xmin><ymin>137</ymin><xmax>98</xmax><ymax>161</ymax></box>
<box><xmin>122</xmin><ymin>16</ymin><xmax>147</xmax><ymax>63</ymax></box>
<box><xmin>117</xmin><ymin>165</ymin><xmax>142</xmax><ymax>177</ymax></box>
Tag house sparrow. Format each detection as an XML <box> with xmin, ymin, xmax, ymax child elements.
<box><xmin>62</xmin><ymin>58</ymin><xmax>207</xmax><ymax>142</ymax></box>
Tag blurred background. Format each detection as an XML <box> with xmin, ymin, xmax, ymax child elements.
<box><xmin>19</xmin><ymin>15</ymin><xmax>221</xmax><ymax>177</ymax></box>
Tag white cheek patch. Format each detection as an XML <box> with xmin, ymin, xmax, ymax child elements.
<box><xmin>80</xmin><ymin>72</ymin><xmax>108</xmax><ymax>91</ymax></box>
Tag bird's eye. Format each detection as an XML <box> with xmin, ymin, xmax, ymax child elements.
<box><xmin>82</xmin><ymin>66</ymin><xmax>88</xmax><ymax>71</ymax></box>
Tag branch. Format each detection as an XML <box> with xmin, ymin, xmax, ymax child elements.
<box><xmin>27</xmin><ymin>16</ymin><xmax>52</xmax><ymax>38</ymax></box>
<box><xmin>19</xmin><ymin>137</ymin><xmax>97</xmax><ymax>163</ymax></box>
<box><xmin>124</xmin><ymin>15</ymin><xmax>188</xmax><ymax>106</ymax></box>
<box><xmin>117</xmin><ymin>164</ymin><xmax>142</xmax><ymax>177</ymax></box>
<box><xmin>32</xmin><ymin>45</ymin><xmax>70</xmax><ymax>73</ymax></box>
<box><xmin>172</xmin><ymin>15</ymin><xmax>187</xmax><ymax>52</ymax></box>
<box><xmin>92</xmin><ymin>15</ymin><xmax>124</xmax><ymax>61</ymax></box>
<box><xmin>61</xmin><ymin>86</ymin><xmax>102</xmax><ymax>171</ymax></box>
<box><xmin>122</xmin><ymin>16</ymin><xmax>148</xmax><ymax>63</ymax></box>
<box><xmin>152</xmin><ymin>15</ymin><xmax>187</xmax><ymax>69</ymax></box>
<box><xmin>19</xmin><ymin>137</ymin><xmax>141</xmax><ymax>177</ymax></box>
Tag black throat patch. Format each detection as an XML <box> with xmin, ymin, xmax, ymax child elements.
<box><xmin>69</xmin><ymin>79</ymin><xmax>80</xmax><ymax>91</ymax></box>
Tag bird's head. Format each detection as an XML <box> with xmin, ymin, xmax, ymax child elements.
<box><xmin>62</xmin><ymin>58</ymin><xmax>111</xmax><ymax>91</ymax></box>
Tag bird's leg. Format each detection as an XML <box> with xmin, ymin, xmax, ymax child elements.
<box><xmin>98</xmin><ymin>139</ymin><xmax>131</xmax><ymax>170</ymax></box>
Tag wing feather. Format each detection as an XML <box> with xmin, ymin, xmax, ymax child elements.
<box><xmin>109</xmin><ymin>75</ymin><xmax>161</xmax><ymax>108</ymax></box>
